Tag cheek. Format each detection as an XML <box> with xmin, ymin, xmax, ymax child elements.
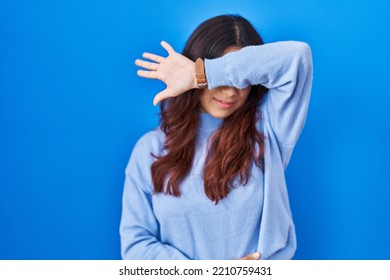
<box><xmin>199</xmin><ymin>89</ymin><xmax>214</xmax><ymax>105</ymax></box>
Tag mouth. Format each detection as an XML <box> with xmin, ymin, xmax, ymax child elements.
<box><xmin>214</xmin><ymin>98</ymin><xmax>236</xmax><ymax>109</ymax></box>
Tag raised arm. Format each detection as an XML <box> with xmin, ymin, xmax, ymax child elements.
<box><xmin>135</xmin><ymin>41</ymin><xmax>313</xmax><ymax>166</ymax></box>
<box><xmin>205</xmin><ymin>41</ymin><xmax>313</xmax><ymax>167</ymax></box>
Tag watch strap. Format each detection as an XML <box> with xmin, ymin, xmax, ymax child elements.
<box><xmin>195</xmin><ymin>58</ymin><xmax>208</xmax><ymax>89</ymax></box>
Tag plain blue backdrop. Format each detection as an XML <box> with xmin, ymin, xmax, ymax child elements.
<box><xmin>1</xmin><ymin>0</ymin><xmax>389</xmax><ymax>259</ymax></box>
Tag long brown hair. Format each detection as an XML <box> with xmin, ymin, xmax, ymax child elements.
<box><xmin>151</xmin><ymin>15</ymin><xmax>268</xmax><ymax>203</ymax></box>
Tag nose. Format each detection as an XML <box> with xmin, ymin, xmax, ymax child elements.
<box><xmin>221</xmin><ymin>86</ymin><xmax>239</xmax><ymax>97</ymax></box>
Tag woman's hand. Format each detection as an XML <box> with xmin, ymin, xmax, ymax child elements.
<box><xmin>236</xmin><ymin>252</ymin><xmax>261</xmax><ymax>260</ymax></box>
<box><xmin>135</xmin><ymin>41</ymin><xmax>198</xmax><ymax>106</ymax></box>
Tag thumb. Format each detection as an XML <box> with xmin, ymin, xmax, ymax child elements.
<box><xmin>153</xmin><ymin>89</ymin><xmax>171</xmax><ymax>106</ymax></box>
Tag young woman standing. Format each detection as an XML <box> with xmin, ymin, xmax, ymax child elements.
<box><xmin>120</xmin><ymin>14</ymin><xmax>313</xmax><ymax>260</ymax></box>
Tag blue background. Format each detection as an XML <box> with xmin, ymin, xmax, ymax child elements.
<box><xmin>1</xmin><ymin>0</ymin><xmax>389</xmax><ymax>259</ymax></box>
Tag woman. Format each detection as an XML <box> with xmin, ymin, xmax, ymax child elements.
<box><xmin>120</xmin><ymin>14</ymin><xmax>313</xmax><ymax>260</ymax></box>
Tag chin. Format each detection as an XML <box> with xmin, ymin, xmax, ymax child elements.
<box><xmin>209</xmin><ymin>110</ymin><xmax>233</xmax><ymax>119</ymax></box>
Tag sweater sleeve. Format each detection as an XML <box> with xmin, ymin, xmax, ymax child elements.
<box><xmin>205</xmin><ymin>41</ymin><xmax>313</xmax><ymax>167</ymax></box>
<box><xmin>119</xmin><ymin>134</ymin><xmax>191</xmax><ymax>260</ymax></box>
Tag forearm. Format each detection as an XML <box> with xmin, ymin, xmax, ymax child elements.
<box><xmin>204</xmin><ymin>41</ymin><xmax>312</xmax><ymax>91</ymax></box>
<box><xmin>120</xmin><ymin>230</ymin><xmax>191</xmax><ymax>260</ymax></box>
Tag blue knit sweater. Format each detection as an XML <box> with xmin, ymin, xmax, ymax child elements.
<box><xmin>120</xmin><ymin>41</ymin><xmax>313</xmax><ymax>260</ymax></box>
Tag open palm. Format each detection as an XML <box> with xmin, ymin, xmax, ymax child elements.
<box><xmin>135</xmin><ymin>41</ymin><xmax>197</xmax><ymax>105</ymax></box>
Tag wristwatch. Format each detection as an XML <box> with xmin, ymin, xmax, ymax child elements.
<box><xmin>195</xmin><ymin>58</ymin><xmax>208</xmax><ymax>89</ymax></box>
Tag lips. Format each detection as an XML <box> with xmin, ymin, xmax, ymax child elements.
<box><xmin>214</xmin><ymin>98</ymin><xmax>236</xmax><ymax>109</ymax></box>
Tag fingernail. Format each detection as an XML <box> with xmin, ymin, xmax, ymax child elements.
<box><xmin>253</xmin><ymin>252</ymin><xmax>260</xmax><ymax>259</ymax></box>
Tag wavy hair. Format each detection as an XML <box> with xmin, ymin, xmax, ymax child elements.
<box><xmin>151</xmin><ymin>15</ymin><xmax>268</xmax><ymax>203</ymax></box>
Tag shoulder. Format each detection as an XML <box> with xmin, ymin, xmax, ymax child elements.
<box><xmin>133</xmin><ymin>128</ymin><xmax>165</xmax><ymax>153</ymax></box>
<box><xmin>130</xmin><ymin>127</ymin><xmax>166</xmax><ymax>161</ymax></box>
<box><xmin>124</xmin><ymin>128</ymin><xmax>165</xmax><ymax>189</ymax></box>
<box><xmin>122</xmin><ymin>128</ymin><xmax>165</xmax><ymax>194</ymax></box>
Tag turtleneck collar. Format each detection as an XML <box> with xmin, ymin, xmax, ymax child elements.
<box><xmin>199</xmin><ymin>112</ymin><xmax>223</xmax><ymax>135</ymax></box>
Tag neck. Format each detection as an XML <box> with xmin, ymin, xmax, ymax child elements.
<box><xmin>199</xmin><ymin>112</ymin><xmax>223</xmax><ymax>135</ymax></box>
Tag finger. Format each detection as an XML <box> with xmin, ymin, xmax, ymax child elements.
<box><xmin>137</xmin><ymin>70</ymin><xmax>159</xmax><ymax>79</ymax></box>
<box><xmin>142</xmin><ymin>52</ymin><xmax>164</xmax><ymax>63</ymax></box>
<box><xmin>135</xmin><ymin>59</ymin><xmax>159</xmax><ymax>71</ymax></box>
<box><xmin>153</xmin><ymin>89</ymin><xmax>171</xmax><ymax>106</ymax></box>
<box><xmin>238</xmin><ymin>252</ymin><xmax>261</xmax><ymax>260</ymax></box>
<box><xmin>161</xmin><ymin>40</ymin><xmax>175</xmax><ymax>55</ymax></box>
<box><xmin>249</xmin><ymin>252</ymin><xmax>261</xmax><ymax>260</ymax></box>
